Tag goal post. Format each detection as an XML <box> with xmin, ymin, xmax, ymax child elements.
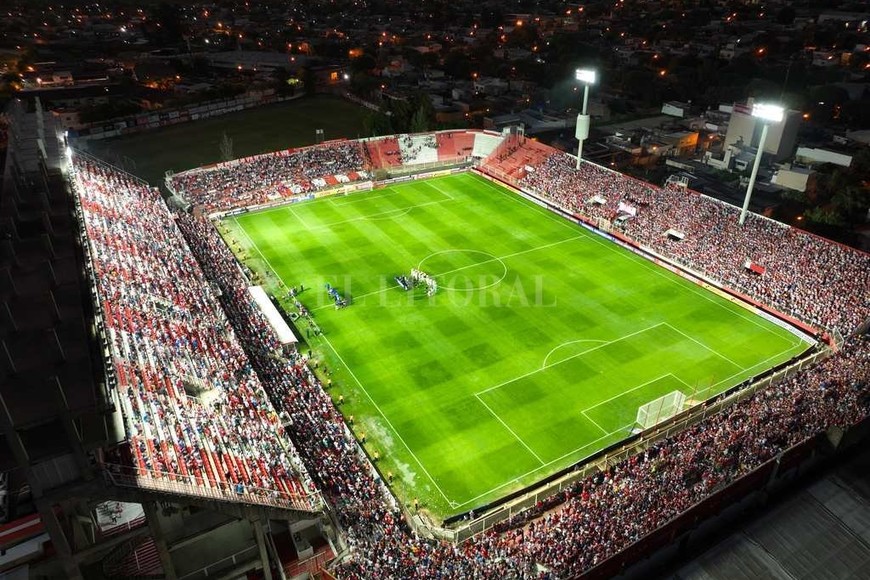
<box><xmin>635</xmin><ymin>390</ymin><xmax>686</xmax><ymax>430</ymax></box>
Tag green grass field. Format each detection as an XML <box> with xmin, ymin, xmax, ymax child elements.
<box><xmin>222</xmin><ymin>172</ymin><xmax>810</xmax><ymax>520</ymax></box>
<box><xmin>83</xmin><ymin>96</ymin><xmax>368</xmax><ymax>188</ymax></box>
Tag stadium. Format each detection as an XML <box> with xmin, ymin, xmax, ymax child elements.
<box><xmin>4</xmin><ymin>109</ymin><xmax>869</xmax><ymax>579</ymax></box>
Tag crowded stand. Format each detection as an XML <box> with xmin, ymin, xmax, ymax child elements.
<box><xmin>515</xmin><ymin>152</ymin><xmax>870</xmax><ymax>335</ymax></box>
<box><xmin>70</xmin><ymin>155</ymin><xmax>317</xmax><ymax>511</ymax></box>
<box><xmin>175</xmin><ymin>182</ymin><xmax>869</xmax><ymax>579</ymax></box>
<box><xmin>167</xmin><ymin>140</ymin><xmax>368</xmax><ymax>214</ymax></box>
<box><xmin>73</xmin><ymin>141</ymin><xmax>870</xmax><ymax>580</ymax></box>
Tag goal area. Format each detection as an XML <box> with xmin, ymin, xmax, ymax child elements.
<box><xmin>635</xmin><ymin>390</ymin><xmax>687</xmax><ymax>430</ymax></box>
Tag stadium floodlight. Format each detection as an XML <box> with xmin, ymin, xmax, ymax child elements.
<box><xmin>574</xmin><ymin>68</ymin><xmax>597</xmax><ymax>169</ymax></box>
<box><xmin>738</xmin><ymin>102</ymin><xmax>785</xmax><ymax>225</ymax></box>
<box><xmin>575</xmin><ymin>68</ymin><xmax>597</xmax><ymax>85</ymax></box>
<box><xmin>751</xmin><ymin>102</ymin><xmax>785</xmax><ymax>123</ymax></box>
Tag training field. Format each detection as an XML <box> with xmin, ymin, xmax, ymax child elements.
<box><xmin>223</xmin><ymin>172</ymin><xmax>810</xmax><ymax>519</ymax></box>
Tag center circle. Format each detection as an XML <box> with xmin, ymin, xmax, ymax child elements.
<box><xmin>417</xmin><ymin>249</ymin><xmax>508</xmax><ymax>291</ymax></box>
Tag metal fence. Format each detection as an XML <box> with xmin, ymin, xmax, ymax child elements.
<box><xmin>430</xmin><ymin>346</ymin><xmax>832</xmax><ymax>543</ymax></box>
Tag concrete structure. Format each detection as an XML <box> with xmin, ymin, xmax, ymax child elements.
<box><xmin>0</xmin><ymin>98</ymin><xmax>332</xmax><ymax>580</ymax></box>
<box><xmin>795</xmin><ymin>147</ymin><xmax>853</xmax><ymax>168</ymax></box>
<box><xmin>771</xmin><ymin>166</ymin><xmax>814</xmax><ymax>193</ymax></box>
<box><xmin>724</xmin><ymin>101</ymin><xmax>801</xmax><ymax>162</ymax></box>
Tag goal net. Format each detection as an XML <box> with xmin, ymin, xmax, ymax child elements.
<box><xmin>635</xmin><ymin>390</ymin><xmax>686</xmax><ymax>430</ymax></box>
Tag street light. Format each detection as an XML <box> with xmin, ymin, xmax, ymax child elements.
<box><xmin>575</xmin><ymin>68</ymin><xmax>596</xmax><ymax>169</ymax></box>
<box><xmin>738</xmin><ymin>102</ymin><xmax>784</xmax><ymax>225</ymax></box>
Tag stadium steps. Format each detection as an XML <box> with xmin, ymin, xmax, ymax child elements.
<box><xmin>101</xmin><ymin>535</ymin><xmax>163</xmax><ymax>579</ymax></box>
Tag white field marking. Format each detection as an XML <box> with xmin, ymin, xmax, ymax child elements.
<box><xmin>418</xmin><ymin>249</ymin><xmax>509</xmax><ymax>292</ymax></box>
<box><xmin>421</xmin><ymin>179</ymin><xmax>456</xmax><ymax>200</ymax></box>
<box><xmin>329</xmin><ymin>189</ymin><xmax>405</xmax><ymax>206</ymax></box>
<box><xmin>315</xmin><ymin>233</ymin><xmax>581</xmax><ymax>310</ymax></box>
<box><xmin>473</xmin><ymin>175</ymin><xmax>800</xmax><ymax>343</ymax></box>
<box><xmin>288</xmin><ymin>207</ymin><xmax>310</xmax><ymax>230</ymax></box>
<box><xmin>421</xmin><ymin>235</ymin><xmax>584</xmax><ymax>278</ymax></box>
<box><xmin>670</xmin><ymin>374</ymin><xmax>696</xmax><ymax>392</ymax></box>
<box><xmin>318</xmin><ymin>334</ymin><xmax>454</xmax><ymax>504</ymax></box>
<box><xmin>542</xmin><ymin>339</ymin><xmax>609</xmax><ymax>369</ymax></box>
<box><xmin>310</xmin><ymin>284</ymin><xmax>402</xmax><ymax>312</ymax></box>
<box><xmin>451</xmin><ymin>421</ymin><xmax>635</xmax><ymax>509</ymax></box>
<box><xmin>476</xmin><ymin>323</ymin><xmax>665</xmax><ymax>398</ymax></box>
<box><xmin>582</xmin><ymin>374</ymin><xmax>673</xmax><ymax>413</ymax></box>
<box><xmin>663</xmin><ymin>322</ymin><xmax>745</xmax><ymax>370</ymax></box>
<box><xmin>234</xmin><ymin>217</ymin><xmax>280</xmax><ymax>274</ymax></box>
<box><xmin>693</xmin><ymin>341</ymin><xmax>809</xmax><ymax>397</ymax></box>
<box><xmin>366</xmin><ymin>207</ymin><xmax>413</xmax><ymax>221</ymax></box>
<box><xmin>475</xmin><ymin>394</ymin><xmax>545</xmax><ymax>466</ymax></box>
<box><xmin>286</xmin><ymin>197</ymin><xmax>456</xmax><ymax>232</ymax></box>
<box><xmin>239</xmin><ymin>221</ymin><xmax>455</xmax><ymax>504</ymax></box>
<box><xmin>581</xmin><ymin>410</ymin><xmax>609</xmax><ymax>436</ymax></box>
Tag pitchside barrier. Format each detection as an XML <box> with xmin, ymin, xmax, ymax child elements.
<box><xmin>201</xmin><ymin>162</ymin><xmax>472</xmax><ymax>221</ymax></box>
<box><xmin>578</xmin><ymin>415</ymin><xmax>870</xmax><ymax>580</ymax></box>
<box><xmin>429</xmin><ymin>345</ymin><xmax>830</xmax><ymax>544</ymax></box>
<box><xmin>473</xmin><ymin>167</ymin><xmax>822</xmax><ymax>348</ymax></box>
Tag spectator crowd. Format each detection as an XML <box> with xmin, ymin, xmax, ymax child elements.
<box><xmin>517</xmin><ymin>153</ymin><xmax>870</xmax><ymax>335</ymax></box>
<box><xmin>72</xmin><ymin>148</ymin><xmax>870</xmax><ymax>580</ymax></box>
<box><xmin>71</xmin><ymin>156</ymin><xmax>317</xmax><ymax>511</ymax></box>
<box><xmin>168</xmin><ymin>141</ymin><xmax>368</xmax><ymax>213</ymax></box>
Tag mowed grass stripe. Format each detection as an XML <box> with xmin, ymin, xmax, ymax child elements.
<box><xmin>228</xmin><ymin>172</ymin><xmax>811</xmax><ymax>517</ymax></box>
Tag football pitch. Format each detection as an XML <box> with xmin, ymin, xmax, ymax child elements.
<box><xmin>223</xmin><ymin>172</ymin><xmax>811</xmax><ymax>519</ymax></box>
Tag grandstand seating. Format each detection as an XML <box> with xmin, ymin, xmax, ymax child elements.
<box><xmin>69</xmin><ymin>131</ymin><xmax>870</xmax><ymax>580</ymax></box>
<box><xmin>167</xmin><ymin>140</ymin><xmax>368</xmax><ymax>213</ymax></box>
<box><xmin>70</xmin><ymin>155</ymin><xmax>318</xmax><ymax>513</ymax></box>
<box><xmin>480</xmin><ymin>135</ymin><xmax>553</xmax><ymax>183</ymax></box>
<box><xmin>504</xmin><ymin>149</ymin><xmax>870</xmax><ymax>336</ymax></box>
<box><xmin>396</xmin><ymin>133</ymin><xmax>439</xmax><ymax>165</ymax></box>
<box><xmin>436</xmin><ymin>131</ymin><xmax>475</xmax><ymax>163</ymax></box>
<box><xmin>363</xmin><ymin>137</ymin><xmax>402</xmax><ymax>169</ymax></box>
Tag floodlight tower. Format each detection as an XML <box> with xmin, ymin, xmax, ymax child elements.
<box><xmin>738</xmin><ymin>103</ymin><xmax>784</xmax><ymax>225</ymax></box>
<box><xmin>575</xmin><ymin>68</ymin><xmax>596</xmax><ymax>169</ymax></box>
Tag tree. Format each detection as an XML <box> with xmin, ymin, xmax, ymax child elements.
<box><xmin>776</xmin><ymin>6</ymin><xmax>796</xmax><ymax>25</ymax></box>
<box><xmin>410</xmin><ymin>106</ymin><xmax>429</xmax><ymax>133</ymax></box>
<box><xmin>219</xmin><ymin>132</ymin><xmax>234</xmax><ymax>162</ymax></box>
<box><xmin>154</xmin><ymin>3</ymin><xmax>185</xmax><ymax>43</ymax></box>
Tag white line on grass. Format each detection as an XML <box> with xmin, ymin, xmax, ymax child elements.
<box><xmin>582</xmin><ymin>373</ymin><xmax>672</xmax><ymax>413</ymax></box>
<box><xmin>288</xmin><ymin>207</ymin><xmax>310</xmax><ymax>230</ymax></box>
<box><xmin>234</xmin><ymin>221</ymin><xmax>455</xmax><ymax>504</ymax></box>
<box><xmin>320</xmin><ymin>334</ymin><xmax>456</xmax><ymax>504</ymax></box>
<box><xmin>451</xmin><ymin>421</ymin><xmax>635</xmax><ymax>509</ymax></box>
<box><xmin>430</xmin><ymin>235</ymin><xmax>584</xmax><ymax>278</ymax></box>
<box><xmin>693</xmin><ymin>341</ymin><xmax>808</xmax><ymax>397</ymax></box>
<box><xmin>581</xmin><ymin>410</ymin><xmax>609</xmax><ymax>436</ymax></box>
<box><xmin>476</xmin><ymin>323</ymin><xmax>665</xmax><ymax>397</ymax></box>
<box><xmin>472</xmin><ymin>174</ymin><xmax>799</xmax><ymax>343</ymax></box>
<box><xmin>542</xmin><ymin>339</ymin><xmax>609</xmax><ymax>369</ymax></box>
<box><xmin>310</xmin><ymin>284</ymin><xmax>401</xmax><ymax>312</ymax></box>
<box><xmin>475</xmin><ymin>394</ymin><xmax>545</xmax><ymax>466</ymax></box>
<box><xmin>234</xmin><ymin>217</ymin><xmax>279</xmax><ymax>273</ymax></box>
<box><xmin>663</xmin><ymin>322</ymin><xmax>745</xmax><ymax>370</ymax></box>
<box><xmin>311</xmin><ymin>235</ymin><xmax>583</xmax><ymax>311</ymax></box>
<box><xmin>670</xmin><ymin>374</ymin><xmax>696</xmax><ymax>392</ymax></box>
<box><xmin>421</xmin><ymin>179</ymin><xmax>456</xmax><ymax>200</ymax></box>
<box><xmin>290</xmin><ymin>198</ymin><xmax>457</xmax><ymax>232</ymax></box>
